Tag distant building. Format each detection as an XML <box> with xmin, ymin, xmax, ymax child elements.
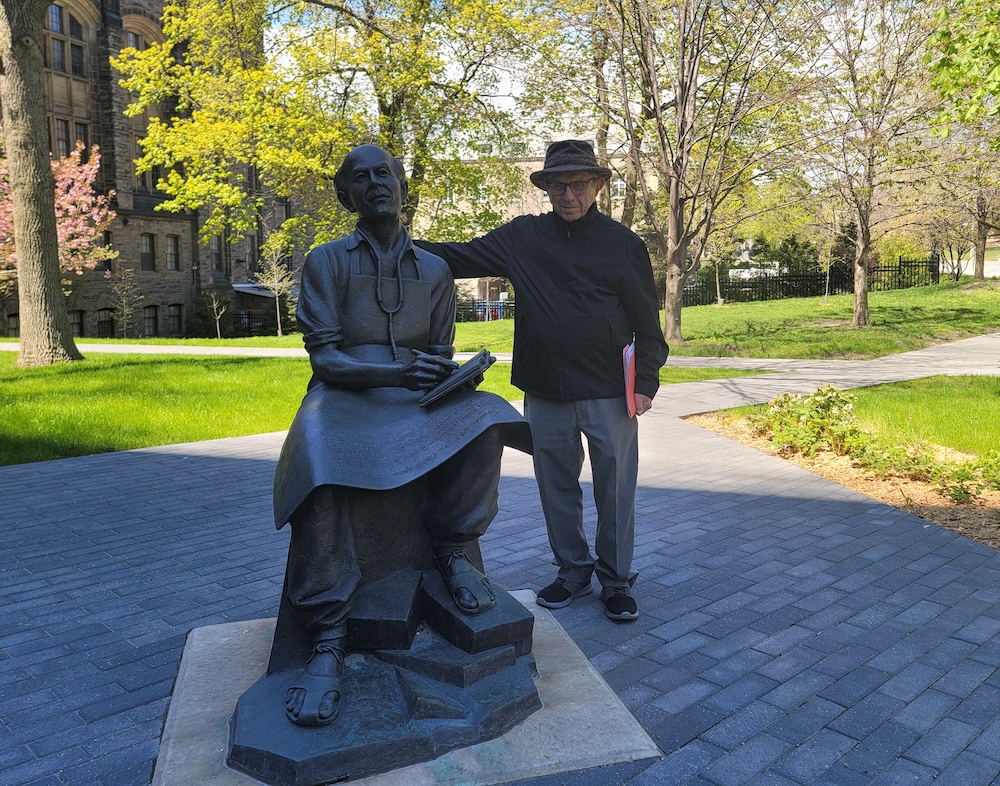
<box><xmin>3</xmin><ymin>0</ymin><xmax>276</xmax><ymax>339</ymax></box>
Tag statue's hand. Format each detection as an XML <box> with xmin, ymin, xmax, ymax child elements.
<box><xmin>463</xmin><ymin>372</ymin><xmax>485</xmax><ymax>392</ymax></box>
<box><xmin>402</xmin><ymin>349</ymin><xmax>458</xmax><ymax>390</ymax></box>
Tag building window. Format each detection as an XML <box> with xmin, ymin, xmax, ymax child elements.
<box><xmin>55</xmin><ymin>119</ymin><xmax>71</xmax><ymax>158</ymax></box>
<box><xmin>143</xmin><ymin>305</ymin><xmax>158</xmax><ymax>337</ymax></box>
<box><xmin>140</xmin><ymin>233</ymin><xmax>156</xmax><ymax>271</ymax></box>
<box><xmin>70</xmin><ymin>310</ymin><xmax>84</xmax><ymax>337</ymax></box>
<box><xmin>74</xmin><ymin>122</ymin><xmax>89</xmax><ymax>160</ymax></box>
<box><xmin>48</xmin><ymin>4</ymin><xmax>63</xmax><ymax>33</ymax></box>
<box><xmin>70</xmin><ymin>43</ymin><xmax>85</xmax><ymax>76</ymax></box>
<box><xmin>168</xmin><ymin>304</ymin><xmax>183</xmax><ymax>334</ymax></box>
<box><xmin>97</xmin><ymin>309</ymin><xmax>115</xmax><ymax>338</ymax></box>
<box><xmin>51</xmin><ymin>38</ymin><xmax>66</xmax><ymax>72</ymax></box>
<box><xmin>44</xmin><ymin>4</ymin><xmax>92</xmax><ymax>160</ymax></box>
<box><xmin>165</xmin><ymin>235</ymin><xmax>180</xmax><ymax>271</ymax></box>
<box><xmin>100</xmin><ymin>231</ymin><xmax>113</xmax><ymax>271</ymax></box>
<box><xmin>210</xmin><ymin>234</ymin><xmax>228</xmax><ymax>276</ymax></box>
<box><xmin>6</xmin><ymin>313</ymin><xmax>19</xmax><ymax>338</ymax></box>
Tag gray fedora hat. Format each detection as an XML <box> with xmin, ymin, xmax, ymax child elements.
<box><xmin>529</xmin><ymin>140</ymin><xmax>613</xmax><ymax>190</ymax></box>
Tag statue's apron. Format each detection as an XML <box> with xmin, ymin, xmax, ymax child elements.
<box><xmin>272</xmin><ymin>257</ymin><xmax>530</xmax><ymax>529</ymax></box>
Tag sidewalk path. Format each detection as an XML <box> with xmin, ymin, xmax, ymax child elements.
<box><xmin>0</xmin><ymin>342</ymin><xmax>514</xmax><ymax>363</ymax></box>
<box><xmin>2</xmin><ymin>334</ymin><xmax>1000</xmax><ymax>785</ymax></box>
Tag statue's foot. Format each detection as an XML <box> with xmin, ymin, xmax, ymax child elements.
<box><xmin>435</xmin><ymin>547</ymin><xmax>497</xmax><ymax>615</ymax></box>
<box><xmin>285</xmin><ymin>650</ymin><xmax>343</xmax><ymax>727</ymax></box>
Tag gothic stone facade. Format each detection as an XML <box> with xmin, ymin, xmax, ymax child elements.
<box><xmin>5</xmin><ymin>0</ymin><xmax>267</xmax><ymax>340</ymax></box>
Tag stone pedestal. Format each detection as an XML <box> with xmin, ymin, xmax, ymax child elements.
<box><xmin>226</xmin><ymin>484</ymin><xmax>542</xmax><ymax>785</ymax></box>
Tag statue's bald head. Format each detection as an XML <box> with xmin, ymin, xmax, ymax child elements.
<box><xmin>335</xmin><ymin>145</ymin><xmax>407</xmax><ymax>214</ymax></box>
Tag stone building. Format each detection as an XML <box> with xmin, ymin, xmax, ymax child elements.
<box><xmin>4</xmin><ymin>0</ymin><xmax>273</xmax><ymax>340</ymax></box>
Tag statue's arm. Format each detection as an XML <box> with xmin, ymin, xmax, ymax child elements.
<box><xmin>308</xmin><ymin>344</ymin><xmax>455</xmax><ymax>391</ymax></box>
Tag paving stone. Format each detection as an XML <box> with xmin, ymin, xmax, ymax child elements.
<box><xmin>648</xmin><ymin>704</ymin><xmax>727</xmax><ymax>753</ymax></box>
<box><xmin>930</xmin><ymin>658</ymin><xmax>995</xmax><ymax>698</ymax></box>
<box><xmin>623</xmin><ymin>740</ymin><xmax>723</xmax><ymax>786</ymax></box>
<box><xmin>869</xmin><ymin>757</ymin><xmax>937</xmax><ymax>786</ymax></box>
<box><xmin>836</xmin><ymin>721</ymin><xmax>921</xmax><ymax>780</ymax></box>
<box><xmin>700</xmin><ymin>734</ymin><xmax>791</xmax><ymax>786</ymax></box>
<box><xmin>903</xmin><ymin>716</ymin><xmax>980</xmax><ymax>770</ymax></box>
<box><xmin>773</xmin><ymin>728</ymin><xmax>855</xmax><ymax>782</ymax></box>
<box><xmin>876</xmin><ymin>662</ymin><xmax>944</xmax><ymax>703</ymax></box>
<box><xmin>935</xmin><ymin>751</ymin><xmax>1000</xmax><ymax>785</ymax></box>
<box><xmin>766</xmin><ymin>696</ymin><xmax>844</xmax><ymax>745</ymax></box>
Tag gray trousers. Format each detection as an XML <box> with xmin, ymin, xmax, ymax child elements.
<box><xmin>524</xmin><ymin>394</ymin><xmax>638</xmax><ymax>590</ymax></box>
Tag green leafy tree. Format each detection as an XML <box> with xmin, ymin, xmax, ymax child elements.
<box><xmin>108</xmin><ymin>265</ymin><xmax>143</xmax><ymax>339</ymax></box>
<box><xmin>253</xmin><ymin>233</ymin><xmax>295</xmax><ymax>337</ymax></box>
<box><xmin>810</xmin><ymin>0</ymin><xmax>941</xmax><ymax>327</ymax></box>
<box><xmin>113</xmin><ymin>0</ymin><xmax>557</xmax><ymax>252</ymax></box>
<box><xmin>928</xmin><ymin>0</ymin><xmax>1000</xmax><ymax>132</ymax></box>
<box><xmin>593</xmin><ymin>0</ymin><xmax>828</xmax><ymax>342</ymax></box>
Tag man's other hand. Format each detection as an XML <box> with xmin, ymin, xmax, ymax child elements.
<box><xmin>635</xmin><ymin>394</ymin><xmax>652</xmax><ymax>416</ymax></box>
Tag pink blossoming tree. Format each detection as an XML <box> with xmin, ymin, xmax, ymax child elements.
<box><xmin>0</xmin><ymin>142</ymin><xmax>117</xmax><ymax>335</ymax></box>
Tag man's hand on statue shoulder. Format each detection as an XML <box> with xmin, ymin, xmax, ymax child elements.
<box><xmin>635</xmin><ymin>394</ymin><xmax>652</xmax><ymax>416</ymax></box>
<box><xmin>402</xmin><ymin>349</ymin><xmax>458</xmax><ymax>390</ymax></box>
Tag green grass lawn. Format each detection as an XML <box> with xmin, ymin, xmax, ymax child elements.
<box><xmin>7</xmin><ymin>278</ymin><xmax>995</xmax><ymax>359</ymax></box>
<box><xmin>0</xmin><ymin>353</ymin><xmax>314</xmax><ymax>466</ymax></box>
<box><xmin>674</xmin><ymin>280</ymin><xmax>1000</xmax><ymax>359</ymax></box>
<box><xmin>851</xmin><ymin>375</ymin><xmax>1000</xmax><ymax>456</ymax></box>
<box><xmin>0</xmin><ymin>354</ymin><xmax>766</xmax><ymax>466</ymax></box>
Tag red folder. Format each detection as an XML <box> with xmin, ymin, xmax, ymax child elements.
<box><xmin>623</xmin><ymin>342</ymin><xmax>637</xmax><ymax>418</ymax></box>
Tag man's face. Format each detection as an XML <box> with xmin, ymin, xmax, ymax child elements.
<box><xmin>342</xmin><ymin>146</ymin><xmax>404</xmax><ymax>220</ymax></box>
<box><xmin>546</xmin><ymin>172</ymin><xmax>605</xmax><ymax>223</ymax></box>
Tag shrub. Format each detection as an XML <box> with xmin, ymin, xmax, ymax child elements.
<box><xmin>750</xmin><ymin>385</ymin><xmax>999</xmax><ymax>504</ymax></box>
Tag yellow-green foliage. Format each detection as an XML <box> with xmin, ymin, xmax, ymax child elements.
<box><xmin>112</xmin><ymin>0</ymin><xmax>562</xmax><ymax>250</ymax></box>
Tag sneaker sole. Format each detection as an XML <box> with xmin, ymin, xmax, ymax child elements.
<box><xmin>605</xmin><ymin>607</ymin><xmax>639</xmax><ymax>621</ymax></box>
<box><xmin>536</xmin><ymin>584</ymin><xmax>593</xmax><ymax>609</ymax></box>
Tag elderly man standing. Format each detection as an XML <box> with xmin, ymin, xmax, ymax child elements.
<box><xmin>416</xmin><ymin>140</ymin><xmax>668</xmax><ymax>621</ymax></box>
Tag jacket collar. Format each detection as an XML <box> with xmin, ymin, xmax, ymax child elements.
<box><xmin>547</xmin><ymin>202</ymin><xmax>603</xmax><ymax>235</ymax></box>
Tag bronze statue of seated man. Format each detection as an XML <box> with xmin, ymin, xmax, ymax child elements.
<box><xmin>271</xmin><ymin>145</ymin><xmax>530</xmax><ymax>727</ymax></box>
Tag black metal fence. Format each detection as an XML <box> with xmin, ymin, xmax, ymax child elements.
<box><xmin>456</xmin><ymin>299</ymin><xmax>516</xmax><ymax>322</ymax></box>
<box><xmin>682</xmin><ymin>257</ymin><xmax>939</xmax><ymax>307</ymax></box>
<box><xmin>232</xmin><ymin>310</ymin><xmax>269</xmax><ymax>337</ymax></box>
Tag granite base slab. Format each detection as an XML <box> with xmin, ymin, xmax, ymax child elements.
<box><xmin>152</xmin><ymin>591</ymin><xmax>661</xmax><ymax>786</ymax></box>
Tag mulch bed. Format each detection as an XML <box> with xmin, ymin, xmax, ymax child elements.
<box><xmin>688</xmin><ymin>413</ymin><xmax>1000</xmax><ymax>552</ymax></box>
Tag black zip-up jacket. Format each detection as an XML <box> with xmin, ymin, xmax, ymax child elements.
<box><xmin>417</xmin><ymin>205</ymin><xmax>668</xmax><ymax>402</ymax></box>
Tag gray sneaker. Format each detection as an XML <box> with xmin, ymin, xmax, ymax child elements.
<box><xmin>536</xmin><ymin>579</ymin><xmax>593</xmax><ymax>609</ymax></box>
<box><xmin>602</xmin><ymin>586</ymin><xmax>638</xmax><ymax>621</ymax></box>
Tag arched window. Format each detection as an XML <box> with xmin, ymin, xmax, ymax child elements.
<box><xmin>97</xmin><ymin>308</ymin><xmax>115</xmax><ymax>338</ymax></box>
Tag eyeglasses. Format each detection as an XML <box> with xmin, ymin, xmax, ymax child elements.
<box><xmin>546</xmin><ymin>178</ymin><xmax>599</xmax><ymax>195</ymax></box>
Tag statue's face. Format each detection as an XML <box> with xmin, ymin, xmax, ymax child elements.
<box><xmin>342</xmin><ymin>146</ymin><xmax>404</xmax><ymax>220</ymax></box>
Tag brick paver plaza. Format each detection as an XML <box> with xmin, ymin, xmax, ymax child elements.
<box><xmin>2</xmin><ymin>333</ymin><xmax>1000</xmax><ymax>785</ymax></box>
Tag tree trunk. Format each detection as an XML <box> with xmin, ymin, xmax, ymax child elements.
<box><xmin>0</xmin><ymin>0</ymin><xmax>81</xmax><ymax>365</ymax></box>
<box><xmin>662</xmin><ymin>258</ymin><xmax>685</xmax><ymax>343</ymax></box>
<box><xmin>274</xmin><ymin>292</ymin><xmax>283</xmax><ymax>337</ymax></box>
<box><xmin>852</xmin><ymin>222</ymin><xmax>870</xmax><ymax>327</ymax></box>
<box><xmin>974</xmin><ymin>194</ymin><xmax>988</xmax><ymax>280</ymax></box>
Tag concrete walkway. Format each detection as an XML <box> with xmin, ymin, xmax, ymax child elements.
<box><xmin>2</xmin><ymin>334</ymin><xmax>1000</xmax><ymax>786</ymax></box>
